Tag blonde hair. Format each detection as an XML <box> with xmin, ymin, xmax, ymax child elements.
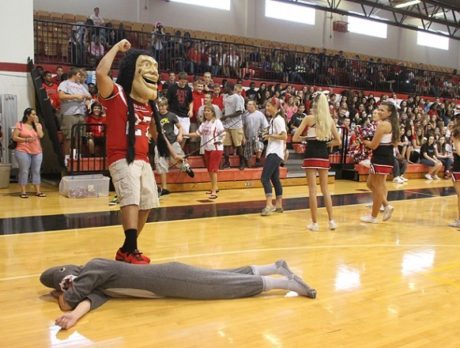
<box><xmin>314</xmin><ymin>93</ymin><xmax>333</xmax><ymax>141</ymax></box>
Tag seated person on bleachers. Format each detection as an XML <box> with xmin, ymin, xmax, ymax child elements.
<box><xmin>85</xmin><ymin>102</ymin><xmax>105</xmax><ymax>156</ymax></box>
<box><xmin>154</xmin><ymin>98</ymin><xmax>184</xmax><ymax>196</ymax></box>
<box><xmin>393</xmin><ymin>146</ymin><xmax>408</xmax><ymax>184</ymax></box>
<box><xmin>435</xmin><ymin>136</ymin><xmax>453</xmax><ymax>179</ymax></box>
<box><xmin>288</xmin><ymin>104</ymin><xmax>306</xmax><ymax>135</ymax></box>
<box><xmin>420</xmin><ymin>135</ymin><xmax>443</xmax><ymax>180</ymax></box>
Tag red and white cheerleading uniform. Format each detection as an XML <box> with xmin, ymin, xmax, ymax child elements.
<box><xmin>369</xmin><ymin>132</ymin><xmax>394</xmax><ymax>175</ymax></box>
<box><xmin>301</xmin><ymin>125</ymin><xmax>330</xmax><ymax>169</ymax></box>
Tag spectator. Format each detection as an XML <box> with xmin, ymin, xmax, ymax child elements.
<box><xmin>260</xmin><ymin>97</ymin><xmax>287</xmax><ymax>216</ymax></box>
<box><xmin>42</xmin><ymin>71</ymin><xmax>60</xmax><ymax>111</ymax></box>
<box><xmin>392</xmin><ymin>147</ymin><xmax>408</xmax><ymax>184</ymax></box>
<box><xmin>89</xmin><ymin>7</ymin><xmax>105</xmax><ymax>27</ymax></box>
<box><xmin>197</xmin><ymin>92</ymin><xmax>222</xmax><ymax>122</ymax></box>
<box><xmin>420</xmin><ymin>135</ymin><xmax>443</xmax><ymax>180</ymax></box>
<box><xmin>202</xmin><ymin>71</ymin><xmax>214</xmax><ymax>92</ymax></box>
<box><xmin>212</xmin><ymin>84</ymin><xmax>224</xmax><ymax>111</ymax></box>
<box><xmin>187</xmin><ymin>105</ymin><xmax>225</xmax><ymax>199</ymax></box>
<box><xmin>85</xmin><ymin>102</ymin><xmax>106</xmax><ymax>156</ymax></box>
<box><xmin>162</xmin><ymin>72</ymin><xmax>176</xmax><ymax>95</ymax></box>
<box><xmin>221</xmin><ymin>83</ymin><xmax>245</xmax><ymax>169</ymax></box>
<box><xmin>12</xmin><ymin>108</ymin><xmax>45</xmax><ymax>198</ymax></box>
<box><xmin>155</xmin><ymin>98</ymin><xmax>184</xmax><ymax>195</ymax></box>
<box><xmin>246</xmin><ymin>82</ymin><xmax>257</xmax><ymax>101</ymax></box>
<box><xmin>243</xmin><ymin>100</ymin><xmax>268</xmax><ymax>168</ymax></box>
<box><xmin>58</xmin><ymin>67</ymin><xmax>92</xmax><ymax>155</ymax></box>
<box><xmin>166</xmin><ymin>72</ymin><xmax>193</xmax><ymax>147</ymax></box>
<box><xmin>151</xmin><ymin>22</ymin><xmax>165</xmax><ymax>63</ymax></box>
<box><xmin>435</xmin><ymin>136</ymin><xmax>453</xmax><ymax>179</ymax></box>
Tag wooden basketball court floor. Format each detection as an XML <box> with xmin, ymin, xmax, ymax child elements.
<box><xmin>1</xmin><ymin>178</ymin><xmax>459</xmax><ymax>347</ymax></box>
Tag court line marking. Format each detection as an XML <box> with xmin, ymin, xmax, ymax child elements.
<box><xmin>0</xmin><ymin>193</ymin><xmax>456</xmax><ymax>237</ymax></box>
<box><xmin>3</xmin><ymin>243</ymin><xmax>460</xmax><ymax>282</ymax></box>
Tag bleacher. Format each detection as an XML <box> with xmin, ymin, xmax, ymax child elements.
<box><xmin>31</xmin><ymin>11</ymin><xmax>456</xmax><ymax>189</ymax></box>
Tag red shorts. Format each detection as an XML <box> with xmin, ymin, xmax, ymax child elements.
<box><xmin>205</xmin><ymin>150</ymin><xmax>223</xmax><ymax>173</ymax></box>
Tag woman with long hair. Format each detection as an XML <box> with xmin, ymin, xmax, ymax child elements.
<box><xmin>12</xmin><ymin>108</ymin><xmax>45</xmax><ymax>198</ymax></box>
<box><xmin>187</xmin><ymin>105</ymin><xmax>225</xmax><ymax>199</ymax></box>
<box><xmin>260</xmin><ymin>97</ymin><xmax>287</xmax><ymax>216</ymax></box>
<box><xmin>361</xmin><ymin>101</ymin><xmax>400</xmax><ymax>223</ymax></box>
<box><xmin>449</xmin><ymin>115</ymin><xmax>460</xmax><ymax>228</ymax></box>
<box><xmin>293</xmin><ymin>93</ymin><xmax>341</xmax><ymax>231</ymax></box>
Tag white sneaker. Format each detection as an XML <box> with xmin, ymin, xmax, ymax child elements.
<box><xmin>448</xmin><ymin>220</ymin><xmax>460</xmax><ymax>228</ymax></box>
<box><xmin>366</xmin><ymin>203</ymin><xmax>385</xmax><ymax>212</ymax></box>
<box><xmin>393</xmin><ymin>176</ymin><xmax>405</xmax><ymax>184</ymax></box>
<box><xmin>360</xmin><ymin>215</ymin><xmax>377</xmax><ymax>223</ymax></box>
<box><xmin>433</xmin><ymin>175</ymin><xmax>440</xmax><ymax>180</ymax></box>
<box><xmin>307</xmin><ymin>222</ymin><xmax>319</xmax><ymax>231</ymax></box>
<box><xmin>400</xmin><ymin>175</ymin><xmax>408</xmax><ymax>182</ymax></box>
<box><xmin>382</xmin><ymin>205</ymin><xmax>394</xmax><ymax>221</ymax></box>
<box><xmin>425</xmin><ymin>174</ymin><xmax>433</xmax><ymax>180</ymax></box>
<box><xmin>329</xmin><ymin>220</ymin><xmax>337</xmax><ymax>230</ymax></box>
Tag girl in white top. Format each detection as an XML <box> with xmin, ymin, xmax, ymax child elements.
<box><xmin>260</xmin><ymin>97</ymin><xmax>287</xmax><ymax>216</ymax></box>
<box><xmin>293</xmin><ymin>93</ymin><xmax>341</xmax><ymax>231</ymax></box>
<box><xmin>188</xmin><ymin>105</ymin><xmax>225</xmax><ymax>199</ymax></box>
<box><xmin>361</xmin><ymin>101</ymin><xmax>400</xmax><ymax>223</ymax></box>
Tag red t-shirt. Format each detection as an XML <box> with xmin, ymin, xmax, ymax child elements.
<box><xmin>99</xmin><ymin>84</ymin><xmax>152</xmax><ymax>166</ymax></box>
<box><xmin>42</xmin><ymin>82</ymin><xmax>60</xmax><ymax>110</ymax></box>
<box><xmin>212</xmin><ymin>95</ymin><xmax>224</xmax><ymax>110</ymax></box>
<box><xmin>192</xmin><ymin>90</ymin><xmax>205</xmax><ymax>123</ymax></box>
<box><xmin>85</xmin><ymin>115</ymin><xmax>106</xmax><ymax>138</ymax></box>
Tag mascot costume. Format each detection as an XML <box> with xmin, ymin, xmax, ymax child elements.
<box><xmin>40</xmin><ymin>258</ymin><xmax>316</xmax><ymax>330</ymax></box>
<box><xmin>96</xmin><ymin>39</ymin><xmax>178</xmax><ymax>264</ymax></box>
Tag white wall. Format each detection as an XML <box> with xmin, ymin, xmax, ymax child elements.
<box><xmin>33</xmin><ymin>0</ymin><xmax>460</xmax><ymax>69</ymax></box>
<box><xmin>0</xmin><ymin>0</ymin><xmax>35</xmax><ymax>116</ymax></box>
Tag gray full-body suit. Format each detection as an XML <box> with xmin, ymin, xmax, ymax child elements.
<box><xmin>40</xmin><ymin>258</ymin><xmax>264</xmax><ymax>310</ymax></box>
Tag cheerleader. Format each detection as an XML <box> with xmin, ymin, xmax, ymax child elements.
<box><xmin>448</xmin><ymin>114</ymin><xmax>460</xmax><ymax>228</ymax></box>
<box><xmin>293</xmin><ymin>93</ymin><xmax>341</xmax><ymax>231</ymax></box>
<box><xmin>361</xmin><ymin>101</ymin><xmax>400</xmax><ymax>223</ymax></box>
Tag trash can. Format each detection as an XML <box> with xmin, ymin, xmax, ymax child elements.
<box><xmin>0</xmin><ymin>163</ymin><xmax>12</xmax><ymax>188</ymax></box>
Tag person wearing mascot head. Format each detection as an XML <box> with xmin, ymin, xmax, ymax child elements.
<box><xmin>96</xmin><ymin>39</ymin><xmax>181</xmax><ymax>264</ymax></box>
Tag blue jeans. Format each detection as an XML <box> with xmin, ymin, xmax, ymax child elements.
<box><xmin>15</xmin><ymin>151</ymin><xmax>43</xmax><ymax>185</ymax></box>
<box><xmin>261</xmin><ymin>153</ymin><xmax>283</xmax><ymax>197</ymax></box>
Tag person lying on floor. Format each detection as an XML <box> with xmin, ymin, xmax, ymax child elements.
<box><xmin>40</xmin><ymin>258</ymin><xmax>317</xmax><ymax>329</ymax></box>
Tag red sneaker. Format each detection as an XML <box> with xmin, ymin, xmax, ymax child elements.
<box><xmin>115</xmin><ymin>249</ymin><xmax>150</xmax><ymax>264</ymax></box>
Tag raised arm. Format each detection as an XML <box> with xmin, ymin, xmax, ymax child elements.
<box><xmin>96</xmin><ymin>39</ymin><xmax>131</xmax><ymax>98</ymax></box>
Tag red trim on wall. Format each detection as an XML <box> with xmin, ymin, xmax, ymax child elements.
<box><xmin>0</xmin><ymin>62</ymin><xmax>29</xmax><ymax>73</ymax></box>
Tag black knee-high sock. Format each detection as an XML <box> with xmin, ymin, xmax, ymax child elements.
<box><xmin>121</xmin><ymin>229</ymin><xmax>137</xmax><ymax>252</ymax></box>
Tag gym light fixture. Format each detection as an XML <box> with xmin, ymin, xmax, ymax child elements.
<box><xmin>394</xmin><ymin>0</ymin><xmax>421</xmax><ymax>8</ymax></box>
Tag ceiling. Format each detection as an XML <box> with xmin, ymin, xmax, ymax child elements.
<box><xmin>274</xmin><ymin>0</ymin><xmax>460</xmax><ymax>40</ymax></box>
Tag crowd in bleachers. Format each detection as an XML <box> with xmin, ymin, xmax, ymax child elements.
<box><xmin>37</xmin><ymin>58</ymin><xmax>456</xmax><ymax>185</ymax></box>
<box><xmin>34</xmin><ymin>8</ymin><xmax>460</xmax><ymax>98</ymax></box>
<box><xmin>32</xmin><ymin>7</ymin><xmax>459</xmax><ymax>185</ymax></box>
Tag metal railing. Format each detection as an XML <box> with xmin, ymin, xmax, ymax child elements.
<box><xmin>68</xmin><ymin>123</ymin><xmax>107</xmax><ymax>174</ymax></box>
<box><xmin>34</xmin><ymin>18</ymin><xmax>459</xmax><ymax>98</ymax></box>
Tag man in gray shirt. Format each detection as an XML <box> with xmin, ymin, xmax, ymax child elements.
<box><xmin>221</xmin><ymin>83</ymin><xmax>245</xmax><ymax>169</ymax></box>
<box><xmin>58</xmin><ymin>67</ymin><xmax>91</xmax><ymax>155</ymax></box>
<box><xmin>41</xmin><ymin>258</ymin><xmax>316</xmax><ymax>330</ymax></box>
<box><xmin>243</xmin><ymin>100</ymin><xmax>269</xmax><ymax>167</ymax></box>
